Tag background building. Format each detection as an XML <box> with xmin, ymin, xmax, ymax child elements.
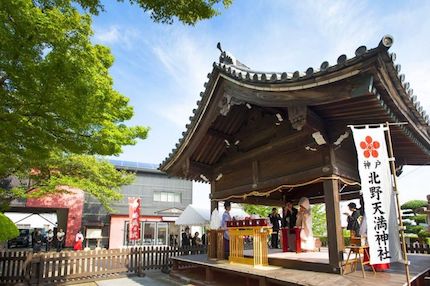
<box><xmin>84</xmin><ymin>160</ymin><xmax>192</xmax><ymax>249</ymax></box>
<box><xmin>7</xmin><ymin>160</ymin><xmax>192</xmax><ymax>249</ymax></box>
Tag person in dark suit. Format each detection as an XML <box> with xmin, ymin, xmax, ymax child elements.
<box><xmin>282</xmin><ymin>200</ymin><xmax>298</xmax><ymax>229</ymax></box>
<box><xmin>344</xmin><ymin>202</ymin><xmax>360</xmax><ymax>238</ymax></box>
<box><xmin>32</xmin><ymin>229</ymin><xmax>42</xmax><ymax>253</ymax></box>
<box><xmin>268</xmin><ymin>208</ymin><xmax>281</xmax><ymax>248</ymax></box>
<box><xmin>181</xmin><ymin>226</ymin><xmax>191</xmax><ymax>247</ymax></box>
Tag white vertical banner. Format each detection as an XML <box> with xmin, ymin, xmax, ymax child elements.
<box><xmin>351</xmin><ymin>125</ymin><xmax>402</xmax><ymax>265</ymax></box>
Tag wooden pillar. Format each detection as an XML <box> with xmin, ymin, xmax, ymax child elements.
<box><xmin>323</xmin><ymin>179</ymin><xmax>344</xmax><ymax>273</ymax></box>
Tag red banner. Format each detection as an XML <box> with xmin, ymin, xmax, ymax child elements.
<box><xmin>128</xmin><ymin>198</ymin><xmax>141</xmax><ymax>241</ymax></box>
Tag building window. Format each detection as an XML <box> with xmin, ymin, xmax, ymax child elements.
<box><xmin>123</xmin><ymin>221</ymin><xmax>171</xmax><ymax>246</ymax></box>
<box><xmin>143</xmin><ymin>222</ymin><xmax>156</xmax><ymax>245</ymax></box>
<box><xmin>153</xmin><ymin>191</ymin><xmax>181</xmax><ymax>203</ymax></box>
<box><xmin>157</xmin><ymin>223</ymin><xmax>168</xmax><ymax>245</ymax></box>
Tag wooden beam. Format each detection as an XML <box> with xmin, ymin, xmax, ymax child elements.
<box><xmin>306</xmin><ymin>108</ymin><xmax>327</xmax><ymax>134</ymax></box>
<box><xmin>323</xmin><ymin>178</ymin><xmax>344</xmax><ymax>272</ymax></box>
<box><xmin>228</xmin><ymin>197</ymin><xmax>285</xmax><ymax>207</ymax></box>
<box><xmin>212</xmin><ymin>166</ymin><xmax>327</xmax><ymax>200</ymax></box>
<box><xmin>207</xmin><ymin>128</ymin><xmax>234</xmax><ymax>142</ymax></box>
<box><xmin>189</xmin><ymin>160</ymin><xmax>213</xmax><ymax>179</ymax></box>
<box><xmin>214</xmin><ymin>130</ymin><xmax>312</xmax><ymax>172</ymax></box>
<box><xmin>268</xmin><ymin>257</ymin><xmax>338</xmax><ymax>274</ymax></box>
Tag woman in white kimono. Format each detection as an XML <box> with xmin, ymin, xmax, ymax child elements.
<box><xmin>296</xmin><ymin>197</ymin><xmax>314</xmax><ymax>251</ymax></box>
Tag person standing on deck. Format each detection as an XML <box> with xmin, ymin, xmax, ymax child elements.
<box><xmin>269</xmin><ymin>208</ymin><xmax>281</xmax><ymax>248</ymax></box>
<box><xmin>221</xmin><ymin>201</ymin><xmax>232</xmax><ymax>259</ymax></box>
<box><xmin>282</xmin><ymin>200</ymin><xmax>298</xmax><ymax>229</ymax></box>
<box><xmin>344</xmin><ymin>202</ymin><xmax>361</xmax><ymax>238</ymax></box>
<box><xmin>296</xmin><ymin>197</ymin><xmax>314</xmax><ymax>251</ymax></box>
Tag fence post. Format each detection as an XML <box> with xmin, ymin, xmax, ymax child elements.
<box><xmin>29</xmin><ymin>254</ymin><xmax>41</xmax><ymax>286</ymax></box>
<box><xmin>137</xmin><ymin>247</ymin><xmax>145</xmax><ymax>277</ymax></box>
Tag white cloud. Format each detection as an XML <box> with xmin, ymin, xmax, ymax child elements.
<box><xmin>93</xmin><ymin>25</ymin><xmax>140</xmax><ymax>49</ymax></box>
<box><xmin>149</xmin><ymin>30</ymin><xmax>216</xmax><ymax>128</ymax></box>
<box><xmin>95</xmin><ymin>25</ymin><xmax>120</xmax><ymax>43</ymax></box>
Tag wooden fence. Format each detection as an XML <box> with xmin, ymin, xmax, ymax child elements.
<box><xmin>405</xmin><ymin>243</ymin><xmax>430</xmax><ymax>254</ymax></box>
<box><xmin>0</xmin><ymin>246</ymin><xmax>206</xmax><ymax>286</ymax></box>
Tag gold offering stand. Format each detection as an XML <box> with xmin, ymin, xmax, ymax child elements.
<box><xmin>227</xmin><ymin>219</ymin><xmax>271</xmax><ymax>266</ymax></box>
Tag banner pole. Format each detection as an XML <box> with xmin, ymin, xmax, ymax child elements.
<box><xmin>385</xmin><ymin>122</ymin><xmax>411</xmax><ymax>286</ymax></box>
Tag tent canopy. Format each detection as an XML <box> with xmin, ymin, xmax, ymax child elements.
<box><xmin>175</xmin><ymin>205</ymin><xmax>210</xmax><ymax>226</ymax></box>
<box><xmin>175</xmin><ymin>205</ymin><xmax>248</xmax><ymax>226</ymax></box>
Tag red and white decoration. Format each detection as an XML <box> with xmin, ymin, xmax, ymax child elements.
<box><xmin>351</xmin><ymin>125</ymin><xmax>401</xmax><ymax>265</ymax></box>
<box><xmin>128</xmin><ymin>197</ymin><xmax>141</xmax><ymax>241</ymax></box>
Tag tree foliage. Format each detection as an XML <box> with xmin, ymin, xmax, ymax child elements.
<box><xmin>418</xmin><ymin>229</ymin><xmax>430</xmax><ymax>240</ymax></box>
<box><xmin>0</xmin><ymin>213</ymin><xmax>19</xmax><ymax>242</ymax></box>
<box><xmin>401</xmin><ymin>200</ymin><xmax>427</xmax><ymax>211</ymax></box>
<box><xmin>311</xmin><ymin>204</ymin><xmax>327</xmax><ymax>237</ymax></box>
<box><xmin>241</xmin><ymin>204</ymin><xmax>274</xmax><ymax>218</ymax></box>
<box><xmin>0</xmin><ymin>0</ymin><xmax>149</xmax><ymax>179</ymax></box>
<box><xmin>405</xmin><ymin>225</ymin><xmax>425</xmax><ymax>235</ymax></box>
<box><xmin>1</xmin><ymin>154</ymin><xmax>134</xmax><ymax>212</ymax></box>
<box><xmin>411</xmin><ymin>215</ymin><xmax>427</xmax><ymax>224</ymax></box>
<box><xmin>74</xmin><ymin>0</ymin><xmax>232</xmax><ymax>24</ymax></box>
<box><xmin>0</xmin><ymin>0</ymin><xmax>231</xmax><ymax>210</ymax></box>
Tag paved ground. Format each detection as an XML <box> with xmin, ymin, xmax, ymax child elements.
<box><xmin>84</xmin><ymin>271</ymin><xmax>191</xmax><ymax>286</ymax></box>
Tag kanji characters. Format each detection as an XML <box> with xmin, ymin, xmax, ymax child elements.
<box><xmin>369</xmin><ymin>172</ymin><xmax>381</xmax><ymax>184</ymax></box>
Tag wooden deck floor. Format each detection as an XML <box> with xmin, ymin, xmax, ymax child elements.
<box><xmin>244</xmin><ymin>248</ymin><xmax>331</xmax><ymax>264</ymax></box>
<box><xmin>170</xmin><ymin>253</ymin><xmax>430</xmax><ymax>286</ymax></box>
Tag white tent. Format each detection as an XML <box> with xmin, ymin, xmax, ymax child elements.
<box><xmin>175</xmin><ymin>204</ymin><xmax>249</xmax><ymax>226</ymax></box>
<box><xmin>175</xmin><ymin>205</ymin><xmax>210</xmax><ymax>226</ymax></box>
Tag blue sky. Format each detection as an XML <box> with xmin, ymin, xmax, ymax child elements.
<box><xmin>91</xmin><ymin>0</ymin><xmax>430</xmax><ymax>205</ymax></box>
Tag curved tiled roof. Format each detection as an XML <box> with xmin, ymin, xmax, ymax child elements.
<box><xmin>159</xmin><ymin>35</ymin><xmax>430</xmax><ymax>172</ymax></box>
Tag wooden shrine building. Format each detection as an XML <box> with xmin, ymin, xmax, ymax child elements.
<box><xmin>160</xmin><ymin>35</ymin><xmax>430</xmax><ymax>274</ymax></box>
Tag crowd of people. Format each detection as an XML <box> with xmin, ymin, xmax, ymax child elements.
<box><xmin>267</xmin><ymin>197</ymin><xmax>314</xmax><ymax>251</ymax></box>
<box><xmin>29</xmin><ymin>228</ymin><xmax>83</xmax><ymax>253</ymax></box>
<box><xmin>27</xmin><ymin>200</ymin><xmax>363</xmax><ymax>255</ymax></box>
<box><xmin>181</xmin><ymin>226</ymin><xmax>206</xmax><ymax>247</ymax></box>
<box><xmin>219</xmin><ymin>197</ymin><xmax>363</xmax><ymax>258</ymax></box>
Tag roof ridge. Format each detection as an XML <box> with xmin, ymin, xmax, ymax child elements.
<box><xmin>159</xmin><ymin>35</ymin><xmax>430</xmax><ymax>172</ymax></box>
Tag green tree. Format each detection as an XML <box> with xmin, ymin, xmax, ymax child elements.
<box><xmin>0</xmin><ymin>0</ymin><xmax>231</xmax><ymax>213</ymax></box>
<box><xmin>241</xmin><ymin>204</ymin><xmax>274</xmax><ymax>218</ymax></box>
<box><xmin>0</xmin><ymin>213</ymin><xmax>19</xmax><ymax>242</ymax></box>
<box><xmin>311</xmin><ymin>204</ymin><xmax>327</xmax><ymax>237</ymax></box>
<box><xmin>75</xmin><ymin>0</ymin><xmax>232</xmax><ymax>24</ymax></box>
<box><xmin>401</xmin><ymin>200</ymin><xmax>427</xmax><ymax>211</ymax></box>
<box><xmin>1</xmin><ymin>154</ymin><xmax>135</xmax><ymax>212</ymax></box>
<box><xmin>0</xmin><ymin>1</ymin><xmax>149</xmax><ymax>179</ymax></box>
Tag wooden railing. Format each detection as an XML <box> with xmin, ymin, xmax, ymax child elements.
<box><xmin>405</xmin><ymin>243</ymin><xmax>430</xmax><ymax>254</ymax></box>
<box><xmin>0</xmin><ymin>246</ymin><xmax>206</xmax><ymax>286</ymax></box>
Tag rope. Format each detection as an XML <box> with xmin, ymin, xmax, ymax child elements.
<box><xmin>212</xmin><ymin>176</ymin><xmax>360</xmax><ymax>201</ymax></box>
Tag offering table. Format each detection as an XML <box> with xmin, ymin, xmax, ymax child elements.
<box><xmin>227</xmin><ymin>219</ymin><xmax>271</xmax><ymax>266</ymax></box>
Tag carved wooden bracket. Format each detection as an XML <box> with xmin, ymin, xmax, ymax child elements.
<box><xmin>182</xmin><ymin>159</ymin><xmax>213</xmax><ymax>180</ymax></box>
<box><xmin>218</xmin><ymin>93</ymin><xmax>244</xmax><ymax>116</ymax></box>
<box><xmin>288</xmin><ymin>105</ymin><xmax>307</xmax><ymax>130</ymax></box>
<box><xmin>181</xmin><ymin>158</ymin><xmax>190</xmax><ymax>177</ymax></box>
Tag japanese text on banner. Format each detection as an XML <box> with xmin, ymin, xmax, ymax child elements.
<box><xmin>351</xmin><ymin>126</ymin><xmax>401</xmax><ymax>265</ymax></box>
<box><xmin>128</xmin><ymin>197</ymin><xmax>141</xmax><ymax>241</ymax></box>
